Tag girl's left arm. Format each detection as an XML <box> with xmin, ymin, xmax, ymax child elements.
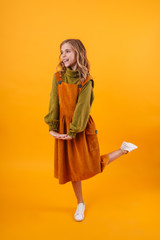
<box><xmin>67</xmin><ymin>80</ymin><xmax>94</xmax><ymax>138</ymax></box>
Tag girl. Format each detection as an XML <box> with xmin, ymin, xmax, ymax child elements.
<box><xmin>44</xmin><ymin>39</ymin><xmax>138</xmax><ymax>222</ymax></box>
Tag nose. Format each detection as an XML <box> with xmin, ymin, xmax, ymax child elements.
<box><xmin>61</xmin><ymin>52</ymin><xmax>66</xmax><ymax>59</ymax></box>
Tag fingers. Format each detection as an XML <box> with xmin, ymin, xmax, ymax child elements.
<box><xmin>53</xmin><ymin>134</ymin><xmax>72</xmax><ymax>140</ymax></box>
<box><xmin>52</xmin><ymin>134</ymin><xmax>66</xmax><ymax>138</ymax></box>
<box><xmin>54</xmin><ymin>136</ymin><xmax>65</xmax><ymax>139</ymax></box>
<box><xmin>58</xmin><ymin>136</ymin><xmax>72</xmax><ymax>140</ymax></box>
<box><xmin>58</xmin><ymin>134</ymin><xmax>67</xmax><ymax>138</ymax></box>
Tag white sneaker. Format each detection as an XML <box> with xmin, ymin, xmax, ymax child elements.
<box><xmin>74</xmin><ymin>203</ymin><xmax>85</xmax><ymax>221</ymax></box>
<box><xmin>120</xmin><ymin>141</ymin><xmax>138</xmax><ymax>153</ymax></box>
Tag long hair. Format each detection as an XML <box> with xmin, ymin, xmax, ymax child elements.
<box><xmin>56</xmin><ymin>39</ymin><xmax>92</xmax><ymax>83</ymax></box>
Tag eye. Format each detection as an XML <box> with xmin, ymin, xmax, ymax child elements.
<box><xmin>61</xmin><ymin>50</ymin><xmax>70</xmax><ymax>54</ymax></box>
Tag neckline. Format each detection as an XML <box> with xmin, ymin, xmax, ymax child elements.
<box><xmin>66</xmin><ymin>67</ymin><xmax>79</xmax><ymax>78</ymax></box>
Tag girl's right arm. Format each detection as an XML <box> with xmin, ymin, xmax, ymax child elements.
<box><xmin>44</xmin><ymin>74</ymin><xmax>59</xmax><ymax>132</ymax></box>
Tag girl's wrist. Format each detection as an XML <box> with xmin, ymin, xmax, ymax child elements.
<box><xmin>50</xmin><ymin>130</ymin><xmax>57</xmax><ymax>136</ymax></box>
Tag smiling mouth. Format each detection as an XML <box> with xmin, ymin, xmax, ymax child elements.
<box><xmin>63</xmin><ymin>59</ymin><xmax>69</xmax><ymax>63</ymax></box>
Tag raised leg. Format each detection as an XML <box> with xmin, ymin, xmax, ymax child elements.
<box><xmin>101</xmin><ymin>148</ymin><xmax>128</xmax><ymax>171</ymax></box>
<box><xmin>107</xmin><ymin>148</ymin><xmax>128</xmax><ymax>165</ymax></box>
<box><xmin>71</xmin><ymin>149</ymin><xmax>128</xmax><ymax>202</ymax></box>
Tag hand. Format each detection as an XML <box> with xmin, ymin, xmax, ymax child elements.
<box><xmin>59</xmin><ymin>134</ymin><xmax>73</xmax><ymax>140</ymax></box>
<box><xmin>50</xmin><ymin>131</ymin><xmax>72</xmax><ymax>140</ymax></box>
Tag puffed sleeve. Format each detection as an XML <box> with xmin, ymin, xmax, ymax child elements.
<box><xmin>44</xmin><ymin>73</ymin><xmax>59</xmax><ymax>132</ymax></box>
<box><xmin>67</xmin><ymin>80</ymin><xmax>94</xmax><ymax>138</ymax></box>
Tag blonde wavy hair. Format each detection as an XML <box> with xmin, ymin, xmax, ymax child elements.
<box><xmin>56</xmin><ymin>39</ymin><xmax>92</xmax><ymax>83</ymax></box>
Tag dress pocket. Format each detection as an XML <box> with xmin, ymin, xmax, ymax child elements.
<box><xmin>85</xmin><ymin>116</ymin><xmax>99</xmax><ymax>152</ymax></box>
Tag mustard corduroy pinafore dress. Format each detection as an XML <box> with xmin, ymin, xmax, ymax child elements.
<box><xmin>54</xmin><ymin>71</ymin><xmax>109</xmax><ymax>184</ymax></box>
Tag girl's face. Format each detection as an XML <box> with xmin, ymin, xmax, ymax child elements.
<box><xmin>61</xmin><ymin>43</ymin><xmax>77</xmax><ymax>70</ymax></box>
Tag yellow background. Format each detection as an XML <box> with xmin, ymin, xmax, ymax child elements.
<box><xmin>1</xmin><ymin>0</ymin><xmax>160</xmax><ymax>239</ymax></box>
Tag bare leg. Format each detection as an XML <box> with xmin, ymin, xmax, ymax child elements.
<box><xmin>107</xmin><ymin>148</ymin><xmax>128</xmax><ymax>165</ymax></box>
<box><xmin>71</xmin><ymin>181</ymin><xmax>84</xmax><ymax>204</ymax></box>
<box><xmin>71</xmin><ymin>149</ymin><xmax>128</xmax><ymax>203</ymax></box>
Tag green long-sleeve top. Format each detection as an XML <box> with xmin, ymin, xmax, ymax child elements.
<box><xmin>44</xmin><ymin>66</ymin><xmax>94</xmax><ymax>138</ymax></box>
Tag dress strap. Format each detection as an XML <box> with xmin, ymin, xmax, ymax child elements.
<box><xmin>55</xmin><ymin>71</ymin><xmax>62</xmax><ymax>85</ymax></box>
<box><xmin>78</xmin><ymin>75</ymin><xmax>94</xmax><ymax>94</ymax></box>
<box><xmin>55</xmin><ymin>71</ymin><xmax>94</xmax><ymax>90</ymax></box>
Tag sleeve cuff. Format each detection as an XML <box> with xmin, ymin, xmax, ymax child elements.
<box><xmin>67</xmin><ymin>131</ymin><xmax>77</xmax><ymax>138</ymax></box>
<box><xmin>48</xmin><ymin>120</ymin><xmax>59</xmax><ymax>132</ymax></box>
